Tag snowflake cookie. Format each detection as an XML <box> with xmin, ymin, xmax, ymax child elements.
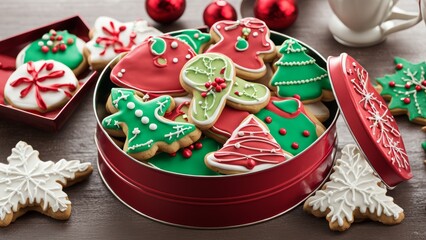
<box><xmin>376</xmin><ymin>57</ymin><xmax>426</xmax><ymax>125</ymax></box>
<box><xmin>0</xmin><ymin>141</ymin><xmax>93</xmax><ymax>227</ymax></box>
<box><xmin>304</xmin><ymin>144</ymin><xmax>404</xmax><ymax>231</ymax></box>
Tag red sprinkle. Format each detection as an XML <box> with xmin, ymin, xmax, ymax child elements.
<box><xmin>388</xmin><ymin>81</ymin><xmax>396</xmax><ymax>87</ymax></box>
<box><xmin>119</xmin><ymin>25</ymin><xmax>127</xmax><ymax>31</ymax></box>
<box><xmin>189</xmin><ymin>144</ymin><xmax>194</xmax><ymax>150</ymax></box>
<box><xmin>405</xmin><ymin>83</ymin><xmax>411</xmax><ymax>89</ymax></box>
<box><xmin>182</xmin><ymin>148</ymin><xmax>192</xmax><ymax>158</ymax></box>
<box><xmin>264</xmin><ymin>116</ymin><xmax>272</xmax><ymax>124</ymax></box>
<box><xmin>403</xmin><ymin>98</ymin><xmax>411</xmax><ymax>104</ymax></box>
<box><xmin>215</xmin><ymin>77</ymin><xmax>224</xmax><ymax>83</ymax></box>
<box><xmin>52</xmin><ymin>46</ymin><xmax>58</xmax><ymax>53</ymax></box>
<box><xmin>395</xmin><ymin>63</ymin><xmax>403</xmax><ymax>70</ymax></box>
<box><xmin>59</xmin><ymin>44</ymin><xmax>67</xmax><ymax>51</ymax></box>
<box><xmin>220</xmin><ymin>67</ymin><xmax>225</xmax><ymax>74</ymax></box>
<box><xmin>194</xmin><ymin>142</ymin><xmax>203</xmax><ymax>150</ymax></box>
<box><xmin>302</xmin><ymin>130</ymin><xmax>310</xmax><ymax>137</ymax></box>
<box><xmin>201</xmin><ymin>92</ymin><xmax>207</xmax><ymax>98</ymax></box>
<box><xmin>416</xmin><ymin>85</ymin><xmax>422</xmax><ymax>91</ymax></box>
<box><xmin>422</xmin><ymin>80</ymin><xmax>426</xmax><ymax>86</ymax></box>
<box><xmin>291</xmin><ymin>142</ymin><xmax>299</xmax><ymax>149</ymax></box>
<box><xmin>279</xmin><ymin>128</ymin><xmax>287</xmax><ymax>135</ymax></box>
<box><xmin>211</xmin><ymin>82</ymin><xmax>217</xmax><ymax>87</ymax></box>
<box><xmin>220</xmin><ymin>83</ymin><xmax>227</xmax><ymax>89</ymax></box>
<box><xmin>169</xmin><ymin>152</ymin><xmax>177</xmax><ymax>157</ymax></box>
<box><xmin>41</xmin><ymin>46</ymin><xmax>49</xmax><ymax>53</ymax></box>
<box><xmin>204</xmin><ymin>82</ymin><xmax>211</xmax><ymax>88</ymax></box>
<box><xmin>130</xmin><ymin>32</ymin><xmax>136</xmax><ymax>38</ymax></box>
<box><xmin>293</xmin><ymin>94</ymin><xmax>300</xmax><ymax>100</ymax></box>
<box><xmin>246</xmin><ymin>159</ymin><xmax>256</xmax><ymax>170</ymax></box>
<box><xmin>234</xmin><ymin>91</ymin><xmax>240</xmax><ymax>96</ymax></box>
<box><xmin>51</xmin><ymin>30</ymin><xmax>57</xmax><ymax>36</ymax></box>
<box><xmin>215</xmin><ymin>86</ymin><xmax>222</xmax><ymax>92</ymax></box>
<box><xmin>56</xmin><ymin>35</ymin><xmax>63</xmax><ymax>41</ymax></box>
<box><xmin>46</xmin><ymin>63</ymin><xmax>54</xmax><ymax>71</ymax></box>
<box><xmin>67</xmin><ymin>38</ymin><xmax>74</xmax><ymax>45</ymax></box>
<box><xmin>50</xmin><ymin>35</ymin><xmax>55</xmax><ymax>41</ymax></box>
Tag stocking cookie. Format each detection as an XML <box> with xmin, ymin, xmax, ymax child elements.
<box><xmin>16</xmin><ymin>29</ymin><xmax>87</xmax><ymax>76</ymax></box>
<box><xmin>207</xmin><ymin>17</ymin><xmax>276</xmax><ymax>80</ymax></box>
<box><xmin>111</xmin><ymin>36</ymin><xmax>197</xmax><ymax>96</ymax></box>
<box><xmin>376</xmin><ymin>57</ymin><xmax>426</xmax><ymax>125</ymax></box>
<box><xmin>84</xmin><ymin>16</ymin><xmax>162</xmax><ymax>71</ymax></box>
<box><xmin>304</xmin><ymin>144</ymin><xmax>404</xmax><ymax>231</ymax></box>
<box><xmin>171</xmin><ymin>29</ymin><xmax>211</xmax><ymax>53</ymax></box>
<box><xmin>102</xmin><ymin>88</ymin><xmax>201</xmax><ymax>160</ymax></box>
<box><xmin>269</xmin><ymin>39</ymin><xmax>332</xmax><ymax>103</ymax></box>
<box><xmin>0</xmin><ymin>141</ymin><xmax>92</xmax><ymax>227</ymax></box>
<box><xmin>4</xmin><ymin>60</ymin><xmax>79</xmax><ymax>113</ymax></box>
<box><xmin>205</xmin><ymin>115</ymin><xmax>292</xmax><ymax>174</ymax></box>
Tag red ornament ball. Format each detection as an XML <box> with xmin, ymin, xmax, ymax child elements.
<box><xmin>203</xmin><ymin>0</ymin><xmax>237</xmax><ymax>28</ymax></box>
<box><xmin>254</xmin><ymin>0</ymin><xmax>298</xmax><ymax>30</ymax></box>
<box><xmin>146</xmin><ymin>0</ymin><xmax>186</xmax><ymax>24</ymax></box>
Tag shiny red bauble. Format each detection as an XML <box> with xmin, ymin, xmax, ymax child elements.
<box><xmin>146</xmin><ymin>0</ymin><xmax>186</xmax><ymax>24</ymax></box>
<box><xmin>203</xmin><ymin>0</ymin><xmax>237</xmax><ymax>28</ymax></box>
<box><xmin>254</xmin><ymin>0</ymin><xmax>298</xmax><ymax>30</ymax></box>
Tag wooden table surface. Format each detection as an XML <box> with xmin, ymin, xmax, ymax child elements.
<box><xmin>1</xmin><ymin>0</ymin><xmax>425</xmax><ymax>239</ymax></box>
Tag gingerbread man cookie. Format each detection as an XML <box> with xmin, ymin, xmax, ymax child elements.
<box><xmin>84</xmin><ymin>16</ymin><xmax>162</xmax><ymax>71</ymax></box>
<box><xmin>207</xmin><ymin>17</ymin><xmax>276</xmax><ymax>81</ymax></box>
<box><xmin>376</xmin><ymin>57</ymin><xmax>426</xmax><ymax>125</ymax></box>
<box><xmin>16</xmin><ymin>29</ymin><xmax>87</xmax><ymax>76</ymax></box>
<box><xmin>0</xmin><ymin>141</ymin><xmax>92</xmax><ymax>227</ymax></box>
<box><xmin>102</xmin><ymin>88</ymin><xmax>201</xmax><ymax>160</ymax></box>
<box><xmin>111</xmin><ymin>36</ymin><xmax>197</xmax><ymax>96</ymax></box>
<box><xmin>304</xmin><ymin>144</ymin><xmax>404</xmax><ymax>231</ymax></box>
<box><xmin>4</xmin><ymin>60</ymin><xmax>79</xmax><ymax>113</ymax></box>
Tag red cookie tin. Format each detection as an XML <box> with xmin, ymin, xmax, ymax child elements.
<box><xmin>0</xmin><ymin>16</ymin><xmax>98</xmax><ymax>131</ymax></box>
<box><xmin>328</xmin><ymin>53</ymin><xmax>412</xmax><ymax>188</ymax></box>
<box><xmin>94</xmin><ymin>31</ymin><xmax>340</xmax><ymax>228</ymax></box>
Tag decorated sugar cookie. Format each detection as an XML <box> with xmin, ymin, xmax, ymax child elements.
<box><xmin>111</xmin><ymin>36</ymin><xmax>196</xmax><ymax>96</ymax></box>
<box><xmin>16</xmin><ymin>29</ymin><xmax>87</xmax><ymax>76</ymax></box>
<box><xmin>205</xmin><ymin>115</ymin><xmax>292</xmax><ymax>174</ymax></box>
<box><xmin>376</xmin><ymin>57</ymin><xmax>426</xmax><ymax>125</ymax></box>
<box><xmin>84</xmin><ymin>16</ymin><xmax>162</xmax><ymax>70</ymax></box>
<box><xmin>171</xmin><ymin>29</ymin><xmax>211</xmax><ymax>53</ymax></box>
<box><xmin>304</xmin><ymin>144</ymin><xmax>405</xmax><ymax>231</ymax></box>
<box><xmin>4</xmin><ymin>60</ymin><xmax>79</xmax><ymax>113</ymax></box>
<box><xmin>102</xmin><ymin>88</ymin><xmax>201</xmax><ymax>160</ymax></box>
<box><xmin>269</xmin><ymin>39</ymin><xmax>332</xmax><ymax>103</ymax></box>
<box><xmin>227</xmin><ymin>76</ymin><xmax>271</xmax><ymax>112</ymax></box>
<box><xmin>207</xmin><ymin>17</ymin><xmax>276</xmax><ymax>80</ymax></box>
<box><xmin>0</xmin><ymin>141</ymin><xmax>92</xmax><ymax>227</ymax></box>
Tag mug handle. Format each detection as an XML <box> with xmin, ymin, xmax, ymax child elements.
<box><xmin>381</xmin><ymin>0</ymin><xmax>422</xmax><ymax>36</ymax></box>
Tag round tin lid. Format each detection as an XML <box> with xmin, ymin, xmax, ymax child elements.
<box><xmin>327</xmin><ymin>53</ymin><xmax>412</xmax><ymax>188</ymax></box>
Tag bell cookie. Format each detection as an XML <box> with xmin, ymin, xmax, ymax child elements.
<box><xmin>102</xmin><ymin>88</ymin><xmax>201</xmax><ymax>160</ymax></box>
<box><xmin>269</xmin><ymin>39</ymin><xmax>333</xmax><ymax>103</ymax></box>
<box><xmin>0</xmin><ymin>141</ymin><xmax>92</xmax><ymax>227</ymax></box>
<box><xmin>205</xmin><ymin>114</ymin><xmax>292</xmax><ymax>174</ymax></box>
<box><xmin>375</xmin><ymin>57</ymin><xmax>426</xmax><ymax>125</ymax></box>
<box><xmin>16</xmin><ymin>29</ymin><xmax>87</xmax><ymax>76</ymax></box>
<box><xmin>84</xmin><ymin>16</ymin><xmax>162</xmax><ymax>71</ymax></box>
<box><xmin>4</xmin><ymin>60</ymin><xmax>79</xmax><ymax>113</ymax></box>
<box><xmin>304</xmin><ymin>144</ymin><xmax>404</xmax><ymax>231</ymax></box>
<box><xmin>207</xmin><ymin>17</ymin><xmax>276</xmax><ymax>81</ymax></box>
<box><xmin>111</xmin><ymin>36</ymin><xmax>196</xmax><ymax>96</ymax></box>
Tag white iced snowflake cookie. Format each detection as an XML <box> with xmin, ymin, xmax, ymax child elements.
<box><xmin>4</xmin><ymin>60</ymin><xmax>79</xmax><ymax>113</ymax></box>
<box><xmin>303</xmin><ymin>144</ymin><xmax>404</xmax><ymax>231</ymax></box>
<box><xmin>0</xmin><ymin>141</ymin><xmax>93</xmax><ymax>227</ymax></box>
<box><xmin>84</xmin><ymin>16</ymin><xmax>162</xmax><ymax>70</ymax></box>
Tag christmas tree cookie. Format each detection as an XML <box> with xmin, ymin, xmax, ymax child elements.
<box><xmin>304</xmin><ymin>144</ymin><xmax>404</xmax><ymax>231</ymax></box>
<box><xmin>269</xmin><ymin>39</ymin><xmax>333</xmax><ymax>103</ymax></box>
<box><xmin>376</xmin><ymin>57</ymin><xmax>426</xmax><ymax>125</ymax></box>
<box><xmin>207</xmin><ymin>17</ymin><xmax>276</xmax><ymax>80</ymax></box>
<box><xmin>102</xmin><ymin>88</ymin><xmax>201</xmax><ymax>161</ymax></box>
<box><xmin>16</xmin><ymin>29</ymin><xmax>88</xmax><ymax>76</ymax></box>
<box><xmin>205</xmin><ymin>115</ymin><xmax>292</xmax><ymax>174</ymax></box>
<box><xmin>170</xmin><ymin>29</ymin><xmax>211</xmax><ymax>53</ymax></box>
<box><xmin>84</xmin><ymin>16</ymin><xmax>162</xmax><ymax>70</ymax></box>
<box><xmin>111</xmin><ymin>36</ymin><xmax>196</xmax><ymax>96</ymax></box>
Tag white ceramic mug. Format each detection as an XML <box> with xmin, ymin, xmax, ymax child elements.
<box><xmin>328</xmin><ymin>0</ymin><xmax>422</xmax><ymax>47</ymax></box>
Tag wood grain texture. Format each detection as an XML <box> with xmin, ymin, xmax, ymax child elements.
<box><xmin>0</xmin><ymin>0</ymin><xmax>425</xmax><ymax>239</ymax></box>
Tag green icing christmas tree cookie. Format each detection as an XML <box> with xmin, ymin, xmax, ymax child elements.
<box><xmin>102</xmin><ymin>88</ymin><xmax>201</xmax><ymax>161</ymax></box>
<box><xmin>171</xmin><ymin>29</ymin><xmax>211</xmax><ymax>54</ymax></box>
<box><xmin>376</xmin><ymin>57</ymin><xmax>426</xmax><ymax>125</ymax></box>
<box><xmin>269</xmin><ymin>39</ymin><xmax>332</xmax><ymax>103</ymax></box>
<box><xmin>148</xmin><ymin>138</ymin><xmax>221</xmax><ymax>176</ymax></box>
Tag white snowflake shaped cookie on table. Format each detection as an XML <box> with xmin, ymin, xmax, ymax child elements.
<box><xmin>0</xmin><ymin>141</ymin><xmax>93</xmax><ymax>227</ymax></box>
<box><xmin>303</xmin><ymin>144</ymin><xmax>404</xmax><ymax>231</ymax></box>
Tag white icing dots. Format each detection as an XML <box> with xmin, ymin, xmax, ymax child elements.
<box><xmin>117</xmin><ymin>72</ymin><xmax>123</xmax><ymax>78</ymax></box>
<box><xmin>38</xmin><ymin>41</ymin><xmax>44</xmax><ymax>46</ymax></box>
<box><xmin>194</xmin><ymin>33</ymin><xmax>199</xmax><ymax>39</ymax></box>
<box><xmin>235</xmin><ymin>143</ymin><xmax>240</xmax><ymax>148</ymax></box>
<box><xmin>253</xmin><ymin>32</ymin><xmax>258</xmax><ymax>37</ymax></box>
<box><xmin>238</xmin><ymin>132</ymin><xmax>244</xmax><ymax>136</ymax></box>
<box><xmin>149</xmin><ymin>123</ymin><xmax>157</xmax><ymax>131</ymax></box>
<box><xmin>141</xmin><ymin>116</ymin><xmax>149</xmax><ymax>124</ymax></box>
<box><xmin>171</xmin><ymin>41</ymin><xmax>178</xmax><ymax>49</ymax></box>
<box><xmin>185</xmin><ymin>54</ymin><xmax>191</xmax><ymax>60</ymax></box>
<box><xmin>135</xmin><ymin>109</ymin><xmax>143</xmax><ymax>117</ymax></box>
<box><xmin>47</xmin><ymin>40</ymin><xmax>53</xmax><ymax>46</ymax></box>
<box><xmin>172</xmin><ymin>57</ymin><xmax>178</xmax><ymax>63</ymax></box>
<box><xmin>127</xmin><ymin>102</ymin><xmax>135</xmax><ymax>109</ymax></box>
<box><xmin>120</xmin><ymin>69</ymin><xmax>126</xmax><ymax>73</ymax></box>
<box><xmin>42</xmin><ymin>34</ymin><xmax>49</xmax><ymax>40</ymax></box>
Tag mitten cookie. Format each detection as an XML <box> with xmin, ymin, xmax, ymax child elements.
<box><xmin>205</xmin><ymin>115</ymin><xmax>292</xmax><ymax>174</ymax></box>
<box><xmin>102</xmin><ymin>88</ymin><xmax>201</xmax><ymax>160</ymax></box>
<box><xmin>171</xmin><ymin>29</ymin><xmax>211</xmax><ymax>53</ymax></box>
<box><xmin>269</xmin><ymin>39</ymin><xmax>332</xmax><ymax>103</ymax></box>
<box><xmin>16</xmin><ymin>29</ymin><xmax>87</xmax><ymax>76</ymax></box>
<box><xmin>207</xmin><ymin>17</ymin><xmax>276</xmax><ymax>80</ymax></box>
<box><xmin>376</xmin><ymin>57</ymin><xmax>426</xmax><ymax>125</ymax></box>
<box><xmin>4</xmin><ymin>60</ymin><xmax>79</xmax><ymax>113</ymax></box>
<box><xmin>111</xmin><ymin>36</ymin><xmax>197</xmax><ymax>96</ymax></box>
<box><xmin>0</xmin><ymin>141</ymin><xmax>92</xmax><ymax>227</ymax></box>
<box><xmin>304</xmin><ymin>144</ymin><xmax>404</xmax><ymax>231</ymax></box>
<box><xmin>84</xmin><ymin>16</ymin><xmax>162</xmax><ymax>71</ymax></box>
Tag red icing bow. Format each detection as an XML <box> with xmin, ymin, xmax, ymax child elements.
<box><xmin>10</xmin><ymin>62</ymin><xmax>76</xmax><ymax>111</ymax></box>
<box><xmin>96</xmin><ymin>21</ymin><xmax>137</xmax><ymax>55</ymax></box>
